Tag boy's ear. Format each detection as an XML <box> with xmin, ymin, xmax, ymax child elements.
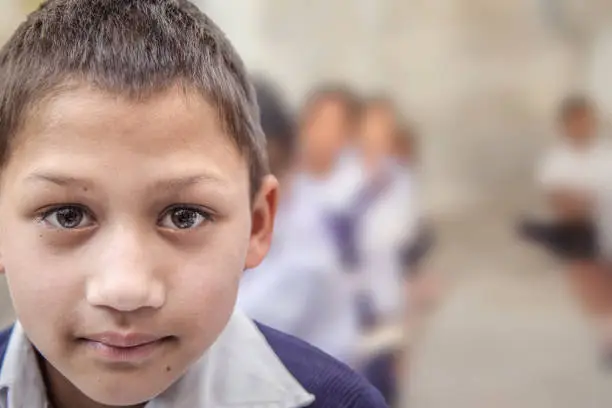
<box><xmin>245</xmin><ymin>175</ymin><xmax>279</xmax><ymax>270</ymax></box>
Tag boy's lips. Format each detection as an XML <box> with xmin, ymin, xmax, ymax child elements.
<box><xmin>79</xmin><ymin>332</ymin><xmax>173</xmax><ymax>363</ymax></box>
<box><xmin>83</xmin><ymin>332</ymin><xmax>165</xmax><ymax>348</ymax></box>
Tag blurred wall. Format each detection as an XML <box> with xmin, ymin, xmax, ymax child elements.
<box><xmin>0</xmin><ymin>1</ymin><xmax>22</xmax><ymax>42</ymax></box>
<box><xmin>203</xmin><ymin>0</ymin><xmax>584</xmax><ymax>215</ymax></box>
<box><xmin>3</xmin><ymin>0</ymin><xmax>611</xmax><ymax>216</ymax></box>
<box><xmin>589</xmin><ymin>27</ymin><xmax>612</xmax><ymax>121</ymax></box>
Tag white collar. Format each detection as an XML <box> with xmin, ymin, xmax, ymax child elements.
<box><xmin>0</xmin><ymin>311</ymin><xmax>314</xmax><ymax>408</ymax></box>
<box><xmin>0</xmin><ymin>323</ymin><xmax>49</xmax><ymax>408</ymax></box>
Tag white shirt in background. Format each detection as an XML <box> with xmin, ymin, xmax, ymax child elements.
<box><xmin>291</xmin><ymin>153</ymin><xmax>360</xmax><ymax>213</ymax></box>
<box><xmin>339</xmin><ymin>155</ymin><xmax>418</xmax><ymax>322</ymax></box>
<box><xmin>295</xmin><ymin>150</ymin><xmax>418</xmax><ymax>322</ymax></box>
<box><xmin>237</xmin><ymin>184</ymin><xmax>360</xmax><ymax>365</ymax></box>
<box><xmin>537</xmin><ymin>139</ymin><xmax>612</xmax><ymax>194</ymax></box>
<box><xmin>537</xmin><ymin>138</ymin><xmax>612</xmax><ymax>261</ymax></box>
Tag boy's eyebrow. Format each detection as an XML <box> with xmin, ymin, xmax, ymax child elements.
<box><xmin>151</xmin><ymin>174</ymin><xmax>228</xmax><ymax>192</ymax></box>
<box><xmin>25</xmin><ymin>173</ymin><xmax>228</xmax><ymax>190</ymax></box>
<box><xmin>25</xmin><ymin>173</ymin><xmax>93</xmax><ymax>188</ymax></box>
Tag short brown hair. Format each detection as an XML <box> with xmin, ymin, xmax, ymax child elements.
<box><xmin>0</xmin><ymin>0</ymin><xmax>268</xmax><ymax>197</ymax></box>
<box><xmin>301</xmin><ymin>84</ymin><xmax>362</xmax><ymax>124</ymax></box>
<box><xmin>558</xmin><ymin>94</ymin><xmax>594</xmax><ymax>123</ymax></box>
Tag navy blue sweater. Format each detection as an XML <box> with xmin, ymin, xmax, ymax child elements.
<box><xmin>0</xmin><ymin>324</ymin><xmax>387</xmax><ymax>407</ymax></box>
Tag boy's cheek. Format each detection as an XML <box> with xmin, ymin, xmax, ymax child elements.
<box><xmin>6</xmin><ymin>271</ymin><xmax>79</xmax><ymax>342</ymax></box>
<box><xmin>0</xmin><ymin>213</ymin><xmax>8</xmax><ymax>275</ymax></box>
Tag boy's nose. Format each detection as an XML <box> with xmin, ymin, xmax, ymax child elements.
<box><xmin>87</xmin><ymin>273</ymin><xmax>166</xmax><ymax>312</ymax></box>
<box><xmin>86</xmin><ymin>225</ymin><xmax>166</xmax><ymax>312</ymax></box>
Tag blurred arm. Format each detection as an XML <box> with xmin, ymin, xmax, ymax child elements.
<box><xmin>546</xmin><ymin>188</ymin><xmax>594</xmax><ymax>221</ymax></box>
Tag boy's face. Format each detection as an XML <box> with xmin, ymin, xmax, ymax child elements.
<box><xmin>565</xmin><ymin>108</ymin><xmax>597</xmax><ymax>145</ymax></box>
<box><xmin>395</xmin><ymin>133</ymin><xmax>415</xmax><ymax>166</ymax></box>
<box><xmin>359</xmin><ymin>105</ymin><xmax>396</xmax><ymax>159</ymax></box>
<box><xmin>0</xmin><ymin>86</ymin><xmax>277</xmax><ymax>406</ymax></box>
<box><xmin>300</xmin><ymin>98</ymin><xmax>351</xmax><ymax>165</ymax></box>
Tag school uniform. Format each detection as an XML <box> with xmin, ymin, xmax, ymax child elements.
<box><xmin>524</xmin><ymin>139</ymin><xmax>612</xmax><ymax>260</ymax></box>
<box><xmin>291</xmin><ymin>153</ymin><xmax>357</xmax><ymax>213</ymax></box>
<box><xmin>311</xmin><ymin>153</ymin><xmax>416</xmax><ymax>405</ymax></box>
<box><xmin>537</xmin><ymin>139</ymin><xmax>612</xmax><ymax>194</ymax></box>
<box><xmin>237</xmin><ymin>183</ymin><xmax>360</xmax><ymax>365</ymax></box>
<box><xmin>359</xmin><ymin>166</ymin><xmax>415</xmax><ymax>322</ymax></box>
<box><xmin>289</xmin><ymin>157</ymin><xmax>368</xmax><ymax>320</ymax></box>
<box><xmin>0</xmin><ymin>311</ymin><xmax>388</xmax><ymax>408</ymax></box>
<box><xmin>321</xmin><ymin>152</ymin><xmax>418</xmax><ymax>326</ymax></box>
<box><xmin>291</xmin><ymin>152</ymin><xmax>417</xmax><ymax>328</ymax></box>
<box><xmin>394</xmin><ymin>165</ymin><xmax>434</xmax><ymax>272</ymax></box>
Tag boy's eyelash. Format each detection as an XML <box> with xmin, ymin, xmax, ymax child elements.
<box><xmin>36</xmin><ymin>204</ymin><xmax>93</xmax><ymax>221</ymax></box>
<box><xmin>158</xmin><ymin>205</ymin><xmax>214</xmax><ymax>221</ymax></box>
<box><xmin>34</xmin><ymin>204</ymin><xmax>215</xmax><ymax>222</ymax></box>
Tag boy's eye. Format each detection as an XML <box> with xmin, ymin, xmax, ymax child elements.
<box><xmin>159</xmin><ymin>206</ymin><xmax>210</xmax><ymax>230</ymax></box>
<box><xmin>42</xmin><ymin>206</ymin><xmax>94</xmax><ymax>230</ymax></box>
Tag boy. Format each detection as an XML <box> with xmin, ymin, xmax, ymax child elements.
<box><xmin>335</xmin><ymin>97</ymin><xmax>417</xmax><ymax>325</ymax></box>
<box><xmin>523</xmin><ymin>95</ymin><xmax>612</xmax><ymax>359</ymax></box>
<box><xmin>237</xmin><ymin>79</ymin><xmax>359</xmax><ymax>365</ymax></box>
<box><xmin>537</xmin><ymin>96</ymin><xmax>608</xmax><ymax>232</ymax></box>
<box><xmin>0</xmin><ymin>1</ymin><xmax>387</xmax><ymax>407</ymax></box>
<box><xmin>329</xmin><ymin>97</ymin><xmax>417</xmax><ymax>404</ymax></box>
<box><xmin>393</xmin><ymin>124</ymin><xmax>440</xmax><ymax>315</ymax></box>
<box><xmin>527</xmin><ymin>96</ymin><xmax>608</xmax><ymax>270</ymax></box>
<box><xmin>292</xmin><ymin>85</ymin><xmax>362</xmax><ymax>211</ymax></box>
<box><xmin>297</xmin><ymin>85</ymin><xmax>361</xmax><ymax>180</ymax></box>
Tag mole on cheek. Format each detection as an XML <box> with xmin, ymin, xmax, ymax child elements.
<box><xmin>165</xmin><ymin>366</ymin><xmax>172</xmax><ymax>373</ymax></box>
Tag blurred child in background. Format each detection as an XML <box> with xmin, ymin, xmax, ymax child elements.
<box><xmin>333</xmin><ymin>97</ymin><xmax>418</xmax><ymax>327</ymax></box>
<box><xmin>237</xmin><ymin>79</ymin><xmax>360</xmax><ymax>365</ymax></box>
<box><xmin>323</xmin><ymin>97</ymin><xmax>419</xmax><ymax>406</ymax></box>
<box><xmin>394</xmin><ymin>124</ymin><xmax>441</xmax><ymax>319</ymax></box>
<box><xmin>293</xmin><ymin>85</ymin><xmax>362</xmax><ymax>208</ymax></box>
<box><xmin>522</xmin><ymin>95</ymin><xmax>612</xmax><ymax>359</ymax></box>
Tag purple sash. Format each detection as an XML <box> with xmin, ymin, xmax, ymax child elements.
<box><xmin>325</xmin><ymin>171</ymin><xmax>394</xmax><ymax>270</ymax></box>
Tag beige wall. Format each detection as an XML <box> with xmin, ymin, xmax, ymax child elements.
<box><xmin>589</xmin><ymin>27</ymin><xmax>612</xmax><ymax>120</ymax></box>
<box><xmin>203</xmin><ymin>0</ymin><xmax>584</xmax><ymax>215</ymax></box>
<box><xmin>4</xmin><ymin>0</ymin><xmax>611</xmax><ymax>215</ymax></box>
<box><xmin>0</xmin><ymin>1</ymin><xmax>23</xmax><ymax>42</ymax></box>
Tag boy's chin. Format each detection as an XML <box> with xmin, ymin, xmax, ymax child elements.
<box><xmin>70</xmin><ymin>368</ymin><xmax>181</xmax><ymax>407</ymax></box>
<box><xmin>79</xmin><ymin>379</ymin><xmax>169</xmax><ymax>407</ymax></box>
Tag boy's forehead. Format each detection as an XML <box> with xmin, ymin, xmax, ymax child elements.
<box><xmin>26</xmin><ymin>86</ymin><xmax>217</xmax><ymax>132</ymax></box>
<box><xmin>5</xmin><ymin>86</ymin><xmax>249</xmax><ymax>185</ymax></box>
<box><xmin>565</xmin><ymin>108</ymin><xmax>595</xmax><ymax>124</ymax></box>
<box><xmin>310</xmin><ymin>96</ymin><xmax>347</xmax><ymax>114</ymax></box>
<box><xmin>12</xmin><ymin>85</ymin><xmax>227</xmax><ymax>153</ymax></box>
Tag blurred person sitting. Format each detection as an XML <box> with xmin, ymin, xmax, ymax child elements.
<box><xmin>237</xmin><ymin>79</ymin><xmax>360</xmax><ymax>365</ymax></box>
<box><xmin>521</xmin><ymin>95</ymin><xmax>612</xmax><ymax>358</ymax></box>
<box><xmin>522</xmin><ymin>96</ymin><xmax>607</xmax><ymax>263</ymax></box>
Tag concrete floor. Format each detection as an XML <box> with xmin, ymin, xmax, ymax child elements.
<box><xmin>406</xmin><ymin>205</ymin><xmax>612</xmax><ymax>408</ymax></box>
<box><xmin>1</xmin><ymin>202</ymin><xmax>612</xmax><ymax>407</ymax></box>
